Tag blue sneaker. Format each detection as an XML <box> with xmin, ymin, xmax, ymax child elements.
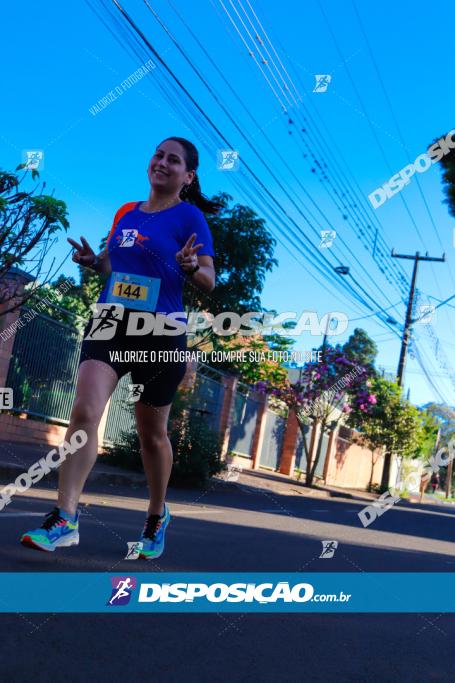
<box><xmin>20</xmin><ymin>507</ymin><xmax>79</xmax><ymax>552</ymax></box>
<box><xmin>139</xmin><ymin>504</ymin><xmax>171</xmax><ymax>560</ymax></box>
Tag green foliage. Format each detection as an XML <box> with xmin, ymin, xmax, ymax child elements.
<box><xmin>256</xmin><ymin>342</ymin><xmax>376</xmax><ymax>486</ymax></box>
<box><xmin>0</xmin><ymin>167</ymin><xmax>69</xmax><ymax>311</ymax></box>
<box><xmin>170</xmin><ymin>411</ymin><xmax>223</xmax><ymax>487</ymax></box>
<box><xmin>102</xmin><ymin>391</ymin><xmax>223</xmax><ymax>488</ymax></box>
<box><xmin>214</xmin><ymin>333</ymin><xmax>290</xmax><ymax>388</ymax></box>
<box><xmin>342</xmin><ymin>328</ymin><xmax>378</xmax><ymax>376</ymax></box>
<box><xmin>29</xmin><ymin>238</ymin><xmax>108</xmax><ymax>324</ymax></box>
<box><xmin>431</xmin><ymin>134</ymin><xmax>455</xmax><ymax>217</ymax></box>
<box><xmin>422</xmin><ymin>403</ymin><xmax>455</xmax><ymax>448</ymax></box>
<box><xmin>185</xmin><ymin>192</ymin><xmax>277</xmax><ymax>316</ymax></box>
<box><xmin>349</xmin><ymin>377</ymin><xmax>425</xmax><ymax>459</ymax></box>
<box><xmin>413</xmin><ymin>409</ymin><xmax>439</xmax><ymax>460</ymax></box>
<box><xmin>27</xmin><ymin>196</ymin><xmax>69</xmax><ymax>232</ymax></box>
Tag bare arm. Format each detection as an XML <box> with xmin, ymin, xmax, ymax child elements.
<box><xmin>68</xmin><ymin>237</ymin><xmax>111</xmax><ymax>276</ymax></box>
<box><xmin>92</xmin><ymin>249</ymin><xmax>112</xmax><ymax>276</ymax></box>
<box><xmin>186</xmin><ymin>254</ymin><xmax>215</xmax><ymax>293</ymax></box>
<box><xmin>175</xmin><ymin>234</ymin><xmax>215</xmax><ymax>294</ymax></box>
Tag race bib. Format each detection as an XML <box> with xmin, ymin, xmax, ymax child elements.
<box><xmin>106</xmin><ymin>271</ymin><xmax>161</xmax><ymax>311</ymax></box>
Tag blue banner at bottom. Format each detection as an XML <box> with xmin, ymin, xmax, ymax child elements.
<box><xmin>0</xmin><ymin>573</ymin><xmax>454</xmax><ymax>613</ymax></box>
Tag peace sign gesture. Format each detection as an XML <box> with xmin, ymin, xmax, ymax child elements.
<box><xmin>175</xmin><ymin>233</ymin><xmax>204</xmax><ymax>273</ymax></box>
<box><xmin>67</xmin><ymin>236</ymin><xmax>96</xmax><ymax>267</ymax></box>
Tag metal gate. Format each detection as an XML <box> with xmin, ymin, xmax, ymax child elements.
<box><xmin>228</xmin><ymin>391</ymin><xmax>261</xmax><ymax>457</ymax></box>
<box><xmin>103</xmin><ymin>374</ymin><xmax>136</xmax><ymax>446</ymax></box>
<box><xmin>188</xmin><ymin>365</ymin><xmax>225</xmax><ymax>432</ymax></box>
<box><xmin>5</xmin><ymin>307</ymin><xmax>81</xmax><ymax>423</ymax></box>
<box><xmin>259</xmin><ymin>409</ymin><xmax>286</xmax><ymax>470</ymax></box>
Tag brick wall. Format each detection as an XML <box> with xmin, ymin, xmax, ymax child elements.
<box><xmin>0</xmin><ymin>413</ymin><xmax>67</xmax><ymax>446</ymax></box>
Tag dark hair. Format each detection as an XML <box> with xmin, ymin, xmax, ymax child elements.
<box><xmin>162</xmin><ymin>136</ymin><xmax>221</xmax><ymax>215</ymax></box>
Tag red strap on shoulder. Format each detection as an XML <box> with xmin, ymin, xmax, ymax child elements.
<box><xmin>104</xmin><ymin>202</ymin><xmax>138</xmax><ymax>250</ymax></box>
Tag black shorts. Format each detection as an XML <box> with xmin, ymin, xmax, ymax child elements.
<box><xmin>78</xmin><ymin>309</ymin><xmax>188</xmax><ymax>407</ymax></box>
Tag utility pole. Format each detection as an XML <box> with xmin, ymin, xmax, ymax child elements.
<box><xmin>379</xmin><ymin>250</ymin><xmax>445</xmax><ymax>491</ymax></box>
<box><xmin>446</xmin><ymin>458</ymin><xmax>453</xmax><ymax>499</ymax></box>
<box><xmin>391</xmin><ymin>250</ymin><xmax>445</xmax><ymax>387</ymax></box>
<box><xmin>321</xmin><ymin>314</ymin><xmax>336</xmax><ymax>353</ymax></box>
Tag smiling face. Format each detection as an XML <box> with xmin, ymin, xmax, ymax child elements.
<box><xmin>147</xmin><ymin>139</ymin><xmax>195</xmax><ymax>195</ymax></box>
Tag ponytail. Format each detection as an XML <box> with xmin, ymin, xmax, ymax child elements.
<box><xmin>164</xmin><ymin>136</ymin><xmax>222</xmax><ymax>215</ymax></box>
<box><xmin>179</xmin><ymin>173</ymin><xmax>221</xmax><ymax>215</ymax></box>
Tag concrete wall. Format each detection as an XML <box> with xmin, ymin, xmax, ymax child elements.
<box><xmin>325</xmin><ymin>435</ymin><xmax>384</xmax><ymax>490</ymax></box>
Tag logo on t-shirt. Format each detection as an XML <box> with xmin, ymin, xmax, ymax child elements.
<box><xmin>117</xmin><ymin>229</ymin><xmax>149</xmax><ymax>249</ymax></box>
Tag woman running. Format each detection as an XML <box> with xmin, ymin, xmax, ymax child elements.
<box><xmin>20</xmin><ymin>137</ymin><xmax>218</xmax><ymax>559</ymax></box>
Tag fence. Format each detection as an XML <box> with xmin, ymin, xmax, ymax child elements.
<box><xmin>188</xmin><ymin>363</ymin><xmax>225</xmax><ymax>432</ymax></box>
<box><xmin>0</xmin><ymin>272</ymin><xmax>379</xmax><ymax>488</ymax></box>
<box><xmin>0</xmin><ymin>301</ymin><xmax>230</xmax><ymax>448</ymax></box>
<box><xmin>0</xmin><ymin>296</ymin><xmax>343</xmax><ymax>481</ymax></box>
<box><xmin>2</xmin><ymin>305</ymin><xmax>226</xmax><ymax>445</ymax></box>
<box><xmin>102</xmin><ymin>375</ymin><xmax>136</xmax><ymax>446</ymax></box>
<box><xmin>5</xmin><ymin>306</ymin><xmax>81</xmax><ymax>424</ymax></box>
<box><xmin>259</xmin><ymin>409</ymin><xmax>287</xmax><ymax>469</ymax></box>
<box><xmin>227</xmin><ymin>385</ymin><xmax>262</xmax><ymax>458</ymax></box>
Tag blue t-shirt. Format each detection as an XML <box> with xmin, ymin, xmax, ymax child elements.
<box><xmin>98</xmin><ymin>200</ymin><xmax>215</xmax><ymax>316</ymax></box>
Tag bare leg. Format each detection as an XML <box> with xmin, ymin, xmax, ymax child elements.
<box><xmin>134</xmin><ymin>402</ymin><xmax>173</xmax><ymax>516</ymax></box>
<box><xmin>57</xmin><ymin>360</ymin><xmax>118</xmax><ymax>516</ymax></box>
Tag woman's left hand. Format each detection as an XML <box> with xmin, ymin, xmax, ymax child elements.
<box><xmin>176</xmin><ymin>233</ymin><xmax>203</xmax><ymax>272</ymax></box>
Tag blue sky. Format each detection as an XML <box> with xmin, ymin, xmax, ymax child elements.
<box><xmin>2</xmin><ymin>0</ymin><xmax>455</xmax><ymax>406</ymax></box>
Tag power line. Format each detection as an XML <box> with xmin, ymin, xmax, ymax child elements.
<box><xmin>88</xmin><ymin>0</ymin><xmax>416</xmax><ymax>346</ymax></box>
<box><xmin>223</xmin><ymin>0</ymin><xmax>411</xmax><ymax>299</ymax></box>
<box><xmin>164</xmin><ymin>0</ymin><xmax>402</xmax><ymax>314</ymax></box>
<box><xmin>391</xmin><ymin>249</ymin><xmax>446</xmax><ymax>386</ymax></box>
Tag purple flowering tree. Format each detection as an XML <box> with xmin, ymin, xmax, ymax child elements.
<box><xmin>255</xmin><ymin>346</ymin><xmax>376</xmax><ymax>486</ymax></box>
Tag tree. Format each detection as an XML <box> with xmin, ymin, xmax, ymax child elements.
<box><xmin>422</xmin><ymin>403</ymin><xmax>455</xmax><ymax>448</ymax></box>
<box><xmin>24</xmin><ymin>234</ymin><xmax>107</xmax><ymax>330</ymax></box>
<box><xmin>214</xmin><ymin>333</ymin><xmax>290</xmax><ymax>387</ymax></box>
<box><xmin>348</xmin><ymin>377</ymin><xmax>426</xmax><ymax>491</ymax></box>
<box><xmin>256</xmin><ymin>344</ymin><xmax>375</xmax><ymax>486</ymax></box>
<box><xmin>185</xmin><ymin>192</ymin><xmax>278</xmax><ymax>316</ymax></box>
<box><xmin>203</xmin><ymin>307</ymin><xmax>297</xmax><ymax>382</ymax></box>
<box><xmin>414</xmin><ymin>409</ymin><xmax>440</xmax><ymax>460</ymax></box>
<box><xmin>180</xmin><ymin>192</ymin><xmax>283</xmax><ymax>374</ymax></box>
<box><xmin>431</xmin><ymin>132</ymin><xmax>455</xmax><ymax>216</ymax></box>
<box><xmin>0</xmin><ymin>168</ymin><xmax>69</xmax><ymax>315</ymax></box>
<box><xmin>342</xmin><ymin>328</ymin><xmax>378</xmax><ymax>376</ymax></box>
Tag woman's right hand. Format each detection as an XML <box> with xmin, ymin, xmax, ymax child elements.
<box><xmin>67</xmin><ymin>236</ymin><xmax>96</xmax><ymax>267</ymax></box>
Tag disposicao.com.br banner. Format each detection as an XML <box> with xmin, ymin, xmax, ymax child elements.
<box><xmin>1</xmin><ymin>573</ymin><xmax>455</xmax><ymax>613</ymax></box>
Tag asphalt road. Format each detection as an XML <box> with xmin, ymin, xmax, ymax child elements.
<box><xmin>1</xmin><ymin>477</ymin><xmax>455</xmax><ymax>682</ymax></box>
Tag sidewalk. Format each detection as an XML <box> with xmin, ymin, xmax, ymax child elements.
<box><xmin>230</xmin><ymin>467</ymin><xmax>377</xmax><ymax>503</ymax></box>
<box><xmin>4</xmin><ymin>439</ymin><xmax>448</xmax><ymax>509</ymax></box>
<box><xmin>0</xmin><ymin>439</ymin><xmax>378</xmax><ymax>501</ymax></box>
<box><xmin>0</xmin><ymin>439</ymin><xmax>147</xmax><ymax>488</ymax></box>
<box><xmin>407</xmin><ymin>491</ymin><xmax>455</xmax><ymax>507</ymax></box>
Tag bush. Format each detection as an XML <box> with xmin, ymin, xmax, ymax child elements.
<box><xmin>102</xmin><ymin>391</ymin><xmax>224</xmax><ymax>488</ymax></box>
<box><xmin>170</xmin><ymin>411</ymin><xmax>223</xmax><ymax>487</ymax></box>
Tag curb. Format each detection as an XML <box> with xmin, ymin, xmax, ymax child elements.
<box><xmin>236</xmin><ymin>474</ymin><xmax>374</xmax><ymax>502</ymax></box>
<box><xmin>0</xmin><ymin>463</ymin><xmax>147</xmax><ymax>489</ymax></box>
